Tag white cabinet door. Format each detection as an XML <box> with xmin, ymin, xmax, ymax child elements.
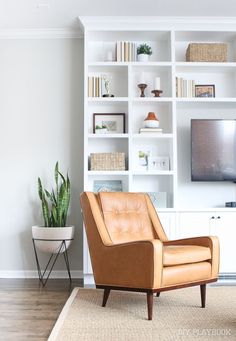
<box><xmin>211</xmin><ymin>212</ymin><xmax>236</xmax><ymax>273</ymax></box>
<box><xmin>177</xmin><ymin>212</ymin><xmax>212</xmax><ymax>239</ymax></box>
<box><xmin>158</xmin><ymin>212</ymin><xmax>176</xmax><ymax>240</ymax></box>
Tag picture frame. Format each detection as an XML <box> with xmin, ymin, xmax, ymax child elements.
<box><xmin>137</xmin><ymin>150</ymin><xmax>151</xmax><ymax>170</ymax></box>
<box><xmin>93</xmin><ymin>180</ymin><xmax>122</xmax><ymax>192</ymax></box>
<box><xmin>195</xmin><ymin>84</ymin><xmax>215</xmax><ymax>98</ymax></box>
<box><xmin>148</xmin><ymin>156</ymin><xmax>169</xmax><ymax>171</ymax></box>
<box><xmin>93</xmin><ymin>113</ymin><xmax>125</xmax><ymax>134</ymax></box>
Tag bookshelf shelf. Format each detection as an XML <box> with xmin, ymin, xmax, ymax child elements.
<box><xmin>88</xmin><ymin>134</ymin><xmax>129</xmax><ymax>139</ymax></box>
<box><xmin>132</xmin><ymin>133</ymin><xmax>173</xmax><ymax>139</ymax></box>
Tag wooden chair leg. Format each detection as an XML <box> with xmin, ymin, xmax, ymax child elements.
<box><xmin>156</xmin><ymin>292</ymin><xmax>160</xmax><ymax>297</ymax></box>
<box><xmin>200</xmin><ymin>284</ymin><xmax>206</xmax><ymax>308</ymax></box>
<box><xmin>147</xmin><ymin>292</ymin><xmax>153</xmax><ymax>320</ymax></box>
<box><xmin>102</xmin><ymin>288</ymin><xmax>110</xmax><ymax>307</ymax></box>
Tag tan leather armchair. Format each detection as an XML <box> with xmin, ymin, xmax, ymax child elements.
<box><xmin>80</xmin><ymin>192</ymin><xmax>219</xmax><ymax>320</ymax></box>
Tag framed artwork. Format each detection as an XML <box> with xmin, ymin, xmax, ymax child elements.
<box><xmin>148</xmin><ymin>156</ymin><xmax>169</xmax><ymax>171</ymax></box>
<box><xmin>195</xmin><ymin>84</ymin><xmax>215</xmax><ymax>98</ymax></box>
<box><xmin>93</xmin><ymin>113</ymin><xmax>125</xmax><ymax>134</ymax></box>
<box><xmin>93</xmin><ymin>180</ymin><xmax>122</xmax><ymax>192</ymax></box>
<box><xmin>147</xmin><ymin>192</ymin><xmax>167</xmax><ymax>208</ymax></box>
<box><xmin>137</xmin><ymin>150</ymin><xmax>151</xmax><ymax>170</ymax></box>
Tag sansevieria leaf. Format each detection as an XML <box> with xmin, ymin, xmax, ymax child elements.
<box><xmin>37</xmin><ymin>162</ymin><xmax>70</xmax><ymax>227</ymax></box>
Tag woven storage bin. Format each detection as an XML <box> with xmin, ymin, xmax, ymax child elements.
<box><xmin>186</xmin><ymin>43</ymin><xmax>227</xmax><ymax>62</ymax></box>
<box><xmin>90</xmin><ymin>152</ymin><xmax>126</xmax><ymax>171</ymax></box>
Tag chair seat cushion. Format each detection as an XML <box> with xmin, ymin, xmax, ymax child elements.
<box><xmin>163</xmin><ymin>245</ymin><xmax>211</xmax><ymax>266</ymax></box>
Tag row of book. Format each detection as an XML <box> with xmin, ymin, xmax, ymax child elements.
<box><xmin>116</xmin><ymin>41</ymin><xmax>137</xmax><ymax>62</ymax></box>
<box><xmin>176</xmin><ymin>77</ymin><xmax>195</xmax><ymax>98</ymax></box>
<box><xmin>88</xmin><ymin>76</ymin><xmax>104</xmax><ymax>97</ymax></box>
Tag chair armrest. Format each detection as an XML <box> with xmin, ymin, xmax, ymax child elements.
<box><xmin>164</xmin><ymin>236</ymin><xmax>220</xmax><ymax>278</ymax></box>
<box><xmin>94</xmin><ymin>239</ymin><xmax>163</xmax><ymax>289</ymax></box>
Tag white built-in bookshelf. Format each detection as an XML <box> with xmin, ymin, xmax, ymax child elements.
<box><xmin>79</xmin><ymin>17</ymin><xmax>236</xmax><ymax>284</ymax></box>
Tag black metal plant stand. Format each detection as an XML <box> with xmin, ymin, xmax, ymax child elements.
<box><xmin>32</xmin><ymin>238</ymin><xmax>73</xmax><ymax>287</ymax></box>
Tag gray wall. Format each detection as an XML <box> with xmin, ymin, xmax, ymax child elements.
<box><xmin>0</xmin><ymin>38</ymin><xmax>84</xmax><ymax>276</ymax></box>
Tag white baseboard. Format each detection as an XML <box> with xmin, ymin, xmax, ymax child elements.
<box><xmin>83</xmin><ymin>274</ymin><xmax>95</xmax><ymax>287</ymax></box>
<box><xmin>0</xmin><ymin>270</ymin><xmax>83</xmax><ymax>279</ymax></box>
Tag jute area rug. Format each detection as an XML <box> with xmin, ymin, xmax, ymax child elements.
<box><xmin>49</xmin><ymin>287</ymin><xmax>236</xmax><ymax>341</ymax></box>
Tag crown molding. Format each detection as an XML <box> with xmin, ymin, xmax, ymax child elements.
<box><xmin>78</xmin><ymin>16</ymin><xmax>236</xmax><ymax>31</ymax></box>
<box><xmin>0</xmin><ymin>28</ymin><xmax>83</xmax><ymax>39</ymax></box>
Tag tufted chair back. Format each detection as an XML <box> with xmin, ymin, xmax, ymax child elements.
<box><xmin>97</xmin><ymin>192</ymin><xmax>168</xmax><ymax>244</ymax></box>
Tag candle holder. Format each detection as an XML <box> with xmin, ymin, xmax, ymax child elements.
<box><xmin>151</xmin><ymin>90</ymin><xmax>163</xmax><ymax>97</ymax></box>
<box><xmin>138</xmin><ymin>83</ymin><xmax>147</xmax><ymax>97</ymax></box>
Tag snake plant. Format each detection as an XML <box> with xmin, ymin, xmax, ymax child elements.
<box><xmin>38</xmin><ymin>162</ymin><xmax>70</xmax><ymax>227</ymax></box>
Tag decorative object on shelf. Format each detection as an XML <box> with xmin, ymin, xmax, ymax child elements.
<box><xmin>137</xmin><ymin>83</ymin><xmax>147</xmax><ymax>97</ymax></box>
<box><xmin>138</xmin><ymin>150</ymin><xmax>150</xmax><ymax>170</ymax></box>
<box><xmin>137</xmin><ymin>43</ymin><xmax>152</xmax><ymax>62</ymax></box>
<box><xmin>186</xmin><ymin>43</ymin><xmax>227</xmax><ymax>62</ymax></box>
<box><xmin>143</xmin><ymin>112</ymin><xmax>160</xmax><ymax>128</ymax></box>
<box><xmin>176</xmin><ymin>77</ymin><xmax>195</xmax><ymax>97</ymax></box>
<box><xmin>148</xmin><ymin>156</ymin><xmax>170</xmax><ymax>171</ymax></box>
<box><xmin>93</xmin><ymin>113</ymin><xmax>125</xmax><ymax>134</ymax></box>
<box><xmin>195</xmin><ymin>84</ymin><xmax>215</xmax><ymax>98</ymax></box>
<box><xmin>32</xmin><ymin>162</ymin><xmax>74</xmax><ymax>286</ymax></box>
<box><xmin>151</xmin><ymin>77</ymin><xmax>163</xmax><ymax>97</ymax></box>
<box><xmin>139</xmin><ymin>127</ymin><xmax>163</xmax><ymax>134</ymax></box>
<box><xmin>147</xmin><ymin>192</ymin><xmax>167</xmax><ymax>208</ymax></box>
<box><xmin>90</xmin><ymin>152</ymin><xmax>126</xmax><ymax>171</ymax></box>
<box><xmin>95</xmin><ymin>124</ymin><xmax>108</xmax><ymax>134</ymax></box>
<box><xmin>151</xmin><ymin>90</ymin><xmax>163</xmax><ymax>97</ymax></box>
<box><xmin>94</xmin><ymin>180</ymin><xmax>123</xmax><ymax>192</ymax></box>
<box><xmin>101</xmin><ymin>74</ymin><xmax>114</xmax><ymax>97</ymax></box>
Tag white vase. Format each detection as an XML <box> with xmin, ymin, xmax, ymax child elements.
<box><xmin>32</xmin><ymin>226</ymin><xmax>74</xmax><ymax>254</ymax></box>
<box><xmin>143</xmin><ymin>112</ymin><xmax>160</xmax><ymax>128</ymax></box>
<box><xmin>138</xmin><ymin>54</ymin><xmax>149</xmax><ymax>62</ymax></box>
<box><xmin>144</xmin><ymin>120</ymin><xmax>160</xmax><ymax>128</ymax></box>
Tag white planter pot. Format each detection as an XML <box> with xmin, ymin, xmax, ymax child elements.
<box><xmin>138</xmin><ymin>54</ymin><xmax>149</xmax><ymax>62</ymax></box>
<box><xmin>32</xmin><ymin>226</ymin><xmax>74</xmax><ymax>254</ymax></box>
<box><xmin>143</xmin><ymin>120</ymin><xmax>160</xmax><ymax>128</ymax></box>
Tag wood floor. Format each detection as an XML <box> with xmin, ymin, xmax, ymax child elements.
<box><xmin>0</xmin><ymin>278</ymin><xmax>83</xmax><ymax>341</ymax></box>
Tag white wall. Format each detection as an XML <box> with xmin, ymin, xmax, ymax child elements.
<box><xmin>0</xmin><ymin>37</ymin><xmax>84</xmax><ymax>277</ymax></box>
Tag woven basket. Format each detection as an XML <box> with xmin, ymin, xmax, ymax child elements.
<box><xmin>90</xmin><ymin>152</ymin><xmax>126</xmax><ymax>171</ymax></box>
<box><xmin>186</xmin><ymin>43</ymin><xmax>227</xmax><ymax>62</ymax></box>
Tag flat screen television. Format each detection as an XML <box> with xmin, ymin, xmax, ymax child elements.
<box><xmin>191</xmin><ymin>119</ymin><xmax>236</xmax><ymax>181</ymax></box>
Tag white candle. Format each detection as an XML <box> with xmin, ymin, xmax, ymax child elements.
<box><xmin>154</xmin><ymin>77</ymin><xmax>161</xmax><ymax>90</ymax></box>
<box><xmin>139</xmin><ymin>72</ymin><xmax>145</xmax><ymax>84</ymax></box>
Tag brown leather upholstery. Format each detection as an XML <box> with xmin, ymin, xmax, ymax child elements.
<box><xmin>80</xmin><ymin>192</ymin><xmax>219</xmax><ymax>319</ymax></box>
<box><xmin>98</xmin><ymin>192</ymin><xmax>157</xmax><ymax>243</ymax></box>
<box><xmin>163</xmin><ymin>245</ymin><xmax>211</xmax><ymax>266</ymax></box>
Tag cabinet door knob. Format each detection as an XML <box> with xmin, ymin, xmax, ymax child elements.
<box><xmin>211</xmin><ymin>216</ymin><xmax>215</xmax><ymax>219</ymax></box>
<box><xmin>217</xmin><ymin>216</ymin><xmax>221</xmax><ymax>219</ymax></box>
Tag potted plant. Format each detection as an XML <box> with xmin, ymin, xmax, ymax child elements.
<box><xmin>32</xmin><ymin>162</ymin><xmax>74</xmax><ymax>254</ymax></box>
<box><xmin>95</xmin><ymin>124</ymin><xmax>108</xmax><ymax>134</ymax></box>
<box><xmin>137</xmin><ymin>43</ymin><xmax>152</xmax><ymax>62</ymax></box>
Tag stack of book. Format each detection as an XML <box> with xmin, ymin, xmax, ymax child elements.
<box><xmin>139</xmin><ymin>128</ymin><xmax>163</xmax><ymax>134</ymax></box>
<box><xmin>116</xmin><ymin>41</ymin><xmax>136</xmax><ymax>62</ymax></box>
<box><xmin>88</xmin><ymin>76</ymin><xmax>102</xmax><ymax>97</ymax></box>
<box><xmin>176</xmin><ymin>77</ymin><xmax>195</xmax><ymax>97</ymax></box>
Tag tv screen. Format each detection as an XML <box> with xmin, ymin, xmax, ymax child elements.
<box><xmin>191</xmin><ymin>119</ymin><xmax>236</xmax><ymax>181</ymax></box>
